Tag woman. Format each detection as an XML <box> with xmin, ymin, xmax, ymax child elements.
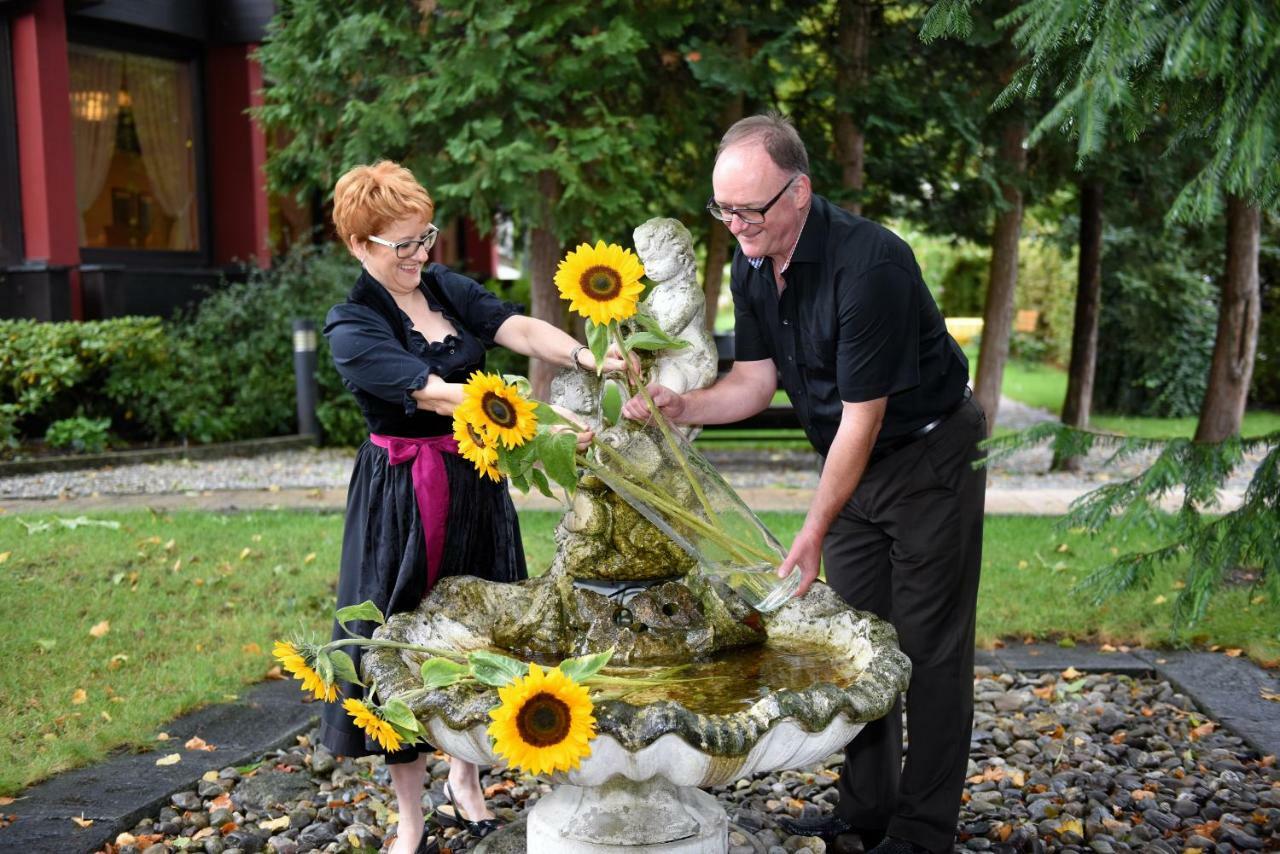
<box><xmin>321</xmin><ymin>161</ymin><xmax>620</xmax><ymax>854</ymax></box>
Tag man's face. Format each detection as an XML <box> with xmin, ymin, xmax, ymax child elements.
<box><xmin>711</xmin><ymin>142</ymin><xmax>810</xmax><ymax>261</ymax></box>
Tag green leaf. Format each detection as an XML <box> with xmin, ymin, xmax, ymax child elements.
<box><xmin>468</xmin><ymin>650</ymin><xmax>528</xmax><ymax>687</ymax></box>
<box><xmin>509</xmin><ymin>470</ymin><xmax>530</xmax><ymax>494</ymax></box>
<box><xmin>328</xmin><ymin>649</ymin><xmax>362</xmax><ymax>686</ymax></box>
<box><xmin>420</xmin><ymin>657</ymin><xmax>469</xmax><ymax>689</ymax></box>
<box><xmin>601</xmin><ymin>380</ymin><xmax>622</xmax><ymax>427</ymax></box>
<box><xmin>624</xmin><ymin>330</ymin><xmax>687</xmax><ymax>352</ymax></box>
<box><xmin>528</xmin><ymin>467</ymin><xmax>555</xmax><ymax>499</ymax></box>
<box><xmin>586</xmin><ymin>321</ymin><xmax>610</xmax><ymax>375</ymax></box>
<box><xmin>379</xmin><ymin>698</ymin><xmax>421</xmax><ymax>734</ymax></box>
<box><xmin>557</xmin><ymin>647</ymin><xmax>614</xmax><ymax>682</ymax></box>
<box><xmin>1060</xmin><ymin>677</ymin><xmax>1088</xmax><ymax>695</ymax></box>
<box><xmin>542</xmin><ymin>429</ymin><xmax>578</xmax><ymax>493</ymax></box>
<box><xmin>336</xmin><ymin>600</ymin><xmax>385</xmax><ymax>627</ymax></box>
<box><xmin>533</xmin><ymin>401</ymin><xmax>568</xmax><ymax>427</ymax></box>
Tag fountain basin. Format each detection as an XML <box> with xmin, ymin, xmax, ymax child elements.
<box><xmin>365</xmin><ymin>579</ymin><xmax>910</xmax><ymax>852</ymax></box>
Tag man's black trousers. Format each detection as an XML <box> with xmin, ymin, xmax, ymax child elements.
<box><xmin>823</xmin><ymin>396</ymin><xmax>986</xmax><ymax>854</ymax></box>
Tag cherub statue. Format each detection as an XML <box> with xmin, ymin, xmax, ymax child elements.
<box><xmin>632</xmin><ymin>217</ymin><xmax>719</xmax><ymax>406</ymax></box>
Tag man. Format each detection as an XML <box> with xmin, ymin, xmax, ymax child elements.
<box><xmin>621</xmin><ymin>113</ymin><xmax>986</xmax><ymax>854</ymax></box>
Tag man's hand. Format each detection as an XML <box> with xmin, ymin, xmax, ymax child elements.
<box><xmin>776</xmin><ymin>524</ymin><xmax>825</xmax><ymax>598</ymax></box>
<box><xmin>620</xmin><ymin>383</ymin><xmax>685</xmax><ymax>423</ymax></box>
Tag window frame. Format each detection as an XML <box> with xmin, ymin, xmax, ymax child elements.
<box><xmin>66</xmin><ymin>24</ymin><xmax>212</xmax><ymax>268</ymax></box>
<box><xmin>0</xmin><ymin>15</ymin><xmax>24</xmax><ymax>266</ymax></box>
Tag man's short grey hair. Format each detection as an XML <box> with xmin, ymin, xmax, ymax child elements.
<box><xmin>716</xmin><ymin>112</ymin><xmax>810</xmax><ymax>176</ymax></box>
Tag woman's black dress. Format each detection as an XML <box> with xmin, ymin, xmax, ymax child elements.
<box><xmin>318</xmin><ymin>264</ymin><xmax>527</xmax><ymax>760</ymax></box>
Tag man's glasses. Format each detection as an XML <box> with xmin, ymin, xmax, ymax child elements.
<box><xmin>706</xmin><ymin>175</ymin><xmax>798</xmax><ymax>224</ymax></box>
<box><xmin>368</xmin><ymin>224</ymin><xmax>440</xmax><ymax>259</ymax></box>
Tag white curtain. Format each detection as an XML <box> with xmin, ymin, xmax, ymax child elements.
<box><xmin>68</xmin><ymin>46</ymin><xmax>123</xmax><ymax>244</ymax></box>
<box><xmin>126</xmin><ymin>54</ymin><xmax>197</xmax><ymax>250</ymax></box>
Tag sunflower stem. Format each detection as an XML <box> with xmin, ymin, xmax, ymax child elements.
<box><xmin>575</xmin><ymin>450</ymin><xmax>763</xmax><ymax>565</ymax></box>
<box><xmin>610</xmin><ymin>325</ymin><xmax>721</xmax><ymax>526</ymax></box>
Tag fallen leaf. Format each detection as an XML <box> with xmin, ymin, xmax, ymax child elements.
<box><xmin>1259</xmin><ymin>755</ymin><xmax>1275</xmax><ymax>767</ymax></box>
<box><xmin>1032</xmin><ymin>685</ymin><xmax>1055</xmax><ymax>701</ymax></box>
<box><xmin>997</xmin><ymin>824</ymin><xmax>1012</xmax><ymax>842</ymax></box>
<box><xmin>303</xmin><ymin>553</ymin><xmax>316</xmax><ymax>564</ymax></box>
<box><xmin>1152</xmin><ymin>595</ymin><xmax>1167</xmax><ymax>605</ymax></box>
<box><xmin>1055</xmin><ymin>543</ymin><xmax>1070</xmax><ymax>553</ymax></box>
<box><xmin>1131</xmin><ymin>789</ymin><xmax>1155</xmax><ymax>800</ymax></box>
<box><xmin>264</xmin><ymin>665</ymin><xmax>284</xmax><ymax>680</ymax></box>
<box><xmin>115</xmin><ymin>832</ymin><xmax>137</xmax><ymax>845</ymax></box>
<box><xmin>156</xmin><ymin>732</ymin><xmax>170</xmax><ymax>741</ymax></box>
<box><xmin>219</xmin><ymin>821</ymin><xmax>239</xmax><ymax>834</ymax></box>
<box><xmin>155</xmin><ymin>753</ymin><xmax>181</xmax><ymax>766</ymax></box>
<box><xmin>1099</xmin><ymin>643</ymin><xmax>1117</xmax><ymax>653</ymax></box>
<box><xmin>172</xmin><ymin>558</ymin><xmax>182</xmax><ymax>572</ymax></box>
<box><xmin>193</xmin><ymin>826</ymin><xmax>215</xmax><ymax>840</ymax></box>
<box><xmin>1057</xmin><ymin>817</ymin><xmax>1083</xmax><ymax>837</ymax></box>
<box><xmin>0</xmin><ymin>797</ymin><xmax>13</xmax><ymax>806</ymax></box>
<box><xmin>100</xmin><ymin>711</ymin><xmax>112</xmax><ymax>723</ymax></box>
<box><xmin>89</xmin><ymin>620</ymin><xmax>110</xmax><ymax>638</ymax></box>
<box><xmin>71</xmin><ymin>814</ymin><xmax>93</xmax><ymax>828</ymax></box>
<box><xmin>1189</xmin><ymin>722</ymin><xmax>1216</xmax><ymax>740</ymax></box>
<box><xmin>184</xmin><ymin>736</ymin><xmax>215</xmax><ymax>752</ymax></box>
<box><xmin>210</xmin><ymin>794</ymin><xmax>232</xmax><ymax>810</ymax></box>
<box><xmin>1061</xmin><ymin>666</ymin><xmax>1083</xmax><ymax>680</ymax></box>
<box><xmin>242</xmin><ymin>642</ymin><xmax>262</xmax><ymax>655</ymax></box>
<box><xmin>108</xmin><ymin>653</ymin><xmax>128</xmax><ymax>671</ymax></box>
<box><xmin>239</xmin><ymin>547</ymin><xmax>251</xmax><ymax>560</ymax></box>
<box><xmin>1225</xmin><ymin>648</ymin><xmax>1243</xmax><ymax>657</ymax></box>
<box><xmin>0</xmin><ymin>551</ymin><xmax>10</xmax><ymax>564</ymax></box>
<box><xmin>1007</xmin><ymin>768</ymin><xmax>1025</xmax><ymax>787</ymax></box>
<box><xmin>1016</xmin><ymin>559</ymin><xmax>1029</xmax><ymax>570</ymax></box>
<box><xmin>163</xmin><ymin>539</ymin><xmax>176</xmax><ymax>552</ymax></box>
<box><xmin>484</xmin><ymin>780</ymin><xmax>515</xmax><ymax>798</ymax></box>
<box><xmin>258</xmin><ymin>815</ymin><xmax>289</xmax><ymax>831</ymax></box>
<box><xmin>202</xmin><ymin>770</ymin><xmax>220</xmax><ymax>782</ymax></box>
<box><xmin>71</xmin><ymin>688</ymin><xmax>87</xmax><ymax>705</ymax></box>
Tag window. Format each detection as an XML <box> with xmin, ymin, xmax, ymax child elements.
<box><xmin>68</xmin><ymin>44</ymin><xmax>201</xmax><ymax>252</ymax></box>
<box><xmin>0</xmin><ymin>16</ymin><xmax>22</xmax><ymax>265</ymax></box>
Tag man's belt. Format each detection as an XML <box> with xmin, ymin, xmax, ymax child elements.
<box><xmin>868</xmin><ymin>386</ymin><xmax>973</xmax><ymax>466</ymax></box>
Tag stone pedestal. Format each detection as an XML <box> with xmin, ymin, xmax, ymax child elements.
<box><xmin>528</xmin><ymin>777</ymin><xmax>726</xmax><ymax>852</ymax></box>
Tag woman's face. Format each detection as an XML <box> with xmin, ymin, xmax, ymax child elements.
<box><xmin>355</xmin><ymin>215</ymin><xmax>433</xmax><ymax>296</ymax></box>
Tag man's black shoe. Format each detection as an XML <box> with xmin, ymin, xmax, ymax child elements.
<box><xmin>867</xmin><ymin>836</ymin><xmax>933</xmax><ymax>854</ymax></box>
<box><xmin>774</xmin><ymin>813</ymin><xmax>851</xmax><ymax>840</ymax></box>
<box><xmin>831</xmin><ymin>828</ymin><xmax>886</xmax><ymax>854</ymax></box>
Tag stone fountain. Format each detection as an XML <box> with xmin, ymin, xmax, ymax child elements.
<box><xmin>363</xmin><ymin>219</ymin><xmax>911</xmax><ymax>852</ymax></box>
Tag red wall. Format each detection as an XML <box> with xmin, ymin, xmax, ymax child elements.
<box><xmin>206</xmin><ymin>44</ymin><xmax>271</xmax><ymax>268</ymax></box>
<box><xmin>12</xmin><ymin>0</ymin><xmax>81</xmax><ymax>316</ymax></box>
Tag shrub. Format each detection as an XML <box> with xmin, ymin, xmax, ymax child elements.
<box><xmin>44</xmin><ymin>416</ymin><xmax>112</xmax><ymax>454</ymax></box>
<box><xmin>1093</xmin><ymin>224</ymin><xmax>1218</xmax><ymax>417</ymax></box>
<box><xmin>0</xmin><ymin>317</ymin><xmax>170</xmax><ymax>452</ymax></box>
<box><xmin>1251</xmin><ymin>239</ymin><xmax>1280</xmax><ymax>408</ymax></box>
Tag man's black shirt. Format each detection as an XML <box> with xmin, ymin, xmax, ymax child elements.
<box><xmin>730</xmin><ymin>194</ymin><xmax>969</xmax><ymax>457</ymax></box>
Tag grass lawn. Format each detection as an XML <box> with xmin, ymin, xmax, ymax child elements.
<box><xmin>3</xmin><ymin>507</ymin><xmax>1276</xmax><ymax>795</ymax></box>
<box><xmin>966</xmin><ymin>345</ymin><xmax>1280</xmax><ymax>438</ymax></box>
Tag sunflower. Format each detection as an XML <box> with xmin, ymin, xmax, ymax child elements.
<box><xmin>453</xmin><ymin>413</ymin><xmax>501</xmax><ymax>482</ymax></box>
<box><xmin>273</xmin><ymin>640</ymin><xmax>337</xmax><ymax>702</ymax></box>
<box><xmin>455</xmin><ymin>372</ymin><xmax>538</xmax><ymax>450</ymax></box>
<box><xmin>555</xmin><ymin>241</ymin><xmax>645</xmax><ymax>326</ymax></box>
<box><xmin>343</xmin><ymin>698</ymin><xmax>403</xmax><ymax>752</ymax></box>
<box><xmin>487</xmin><ymin>663</ymin><xmax>596</xmax><ymax>775</ymax></box>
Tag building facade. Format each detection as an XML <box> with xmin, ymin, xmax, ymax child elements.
<box><xmin>1</xmin><ymin>0</ymin><xmax>497</xmax><ymax>321</ymax></box>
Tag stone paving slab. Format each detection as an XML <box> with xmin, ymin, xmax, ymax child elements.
<box><xmin>1</xmin><ymin>679</ymin><xmax>316</xmax><ymax>854</ymax></box>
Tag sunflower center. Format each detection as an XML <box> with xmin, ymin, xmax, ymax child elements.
<box><xmin>580</xmin><ymin>265</ymin><xmax>623</xmax><ymax>301</ymax></box>
<box><xmin>515</xmin><ymin>692</ymin><xmax>572</xmax><ymax>747</ymax></box>
<box><xmin>481</xmin><ymin>391</ymin><xmax>518</xmax><ymax>429</ymax></box>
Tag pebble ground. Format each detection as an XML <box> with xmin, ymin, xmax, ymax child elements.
<box><xmin>96</xmin><ymin>668</ymin><xmax>1279</xmax><ymax>854</ymax></box>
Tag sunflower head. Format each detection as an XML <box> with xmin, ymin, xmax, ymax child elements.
<box><xmin>273</xmin><ymin>639</ymin><xmax>338</xmax><ymax>703</ymax></box>
<box><xmin>343</xmin><ymin>698</ymin><xmax>403</xmax><ymax>752</ymax></box>
<box><xmin>555</xmin><ymin>241</ymin><xmax>645</xmax><ymax>326</ymax></box>
<box><xmin>456</xmin><ymin>372</ymin><xmax>538</xmax><ymax>450</ymax></box>
<box><xmin>453</xmin><ymin>413</ymin><xmax>501</xmax><ymax>482</ymax></box>
<box><xmin>487</xmin><ymin>663</ymin><xmax>596</xmax><ymax>776</ymax></box>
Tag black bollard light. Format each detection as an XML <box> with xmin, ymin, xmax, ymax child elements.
<box><xmin>292</xmin><ymin>319</ymin><xmax>321</xmax><ymax>442</ymax></box>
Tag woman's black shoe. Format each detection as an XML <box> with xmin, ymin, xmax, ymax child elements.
<box><xmin>415</xmin><ymin>834</ymin><xmax>441</xmax><ymax>854</ymax></box>
<box><xmin>437</xmin><ymin>782</ymin><xmax>502</xmax><ymax>840</ymax></box>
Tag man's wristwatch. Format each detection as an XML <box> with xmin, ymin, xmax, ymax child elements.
<box><xmin>570</xmin><ymin>345</ymin><xmax>590</xmax><ymax>371</ymax></box>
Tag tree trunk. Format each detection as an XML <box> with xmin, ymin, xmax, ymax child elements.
<box><xmin>1052</xmin><ymin>177</ymin><xmax>1103</xmax><ymax>472</ymax></box>
<box><xmin>973</xmin><ymin>119</ymin><xmax>1026</xmax><ymax>433</ymax></box>
<box><xmin>834</xmin><ymin>0</ymin><xmax>870</xmax><ymax>215</ymax></box>
<box><xmin>1194</xmin><ymin>195</ymin><xmax>1261</xmax><ymax>442</ymax></box>
<box><xmin>528</xmin><ymin>170</ymin><xmax>564</xmax><ymax>400</ymax></box>
<box><xmin>702</xmin><ymin>24</ymin><xmax>748</xmax><ymax>331</ymax></box>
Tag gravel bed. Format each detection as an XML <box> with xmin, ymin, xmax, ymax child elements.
<box><xmin>100</xmin><ymin>669</ymin><xmax>1279</xmax><ymax>854</ymax></box>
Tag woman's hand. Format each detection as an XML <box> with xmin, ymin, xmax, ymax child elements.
<box><xmin>583</xmin><ymin>344</ymin><xmax>640</xmax><ymax>378</ymax></box>
<box><xmin>550</xmin><ymin>404</ymin><xmax>595</xmax><ymax>451</ymax></box>
<box><xmin>414</xmin><ymin>374</ymin><xmax>463</xmax><ymax>416</ymax></box>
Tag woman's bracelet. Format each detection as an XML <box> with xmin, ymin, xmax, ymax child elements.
<box><xmin>570</xmin><ymin>344</ymin><xmax>590</xmax><ymax>371</ymax></box>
